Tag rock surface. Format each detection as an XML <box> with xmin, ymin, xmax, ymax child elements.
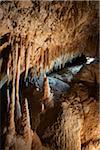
<box><xmin>0</xmin><ymin>1</ymin><xmax>99</xmax><ymax>77</ymax></box>
<box><xmin>0</xmin><ymin>1</ymin><xmax>99</xmax><ymax>150</ymax></box>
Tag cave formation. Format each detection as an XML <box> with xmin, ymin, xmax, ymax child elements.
<box><xmin>0</xmin><ymin>1</ymin><xmax>99</xmax><ymax>150</ymax></box>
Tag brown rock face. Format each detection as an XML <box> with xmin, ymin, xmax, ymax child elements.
<box><xmin>37</xmin><ymin>62</ymin><xmax>99</xmax><ymax>150</ymax></box>
<box><xmin>0</xmin><ymin>1</ymin><xmax>99</xmax><ymax>77</ymax></box>
<box><xmin>1</xmin><ymin>62</ymin><xmax>100</xmax><ymax>150</ymax></box>
<box><xmin>0</xmin><ymin>1</ymin><xmax>99</xmax><ymax>150</ymax></box>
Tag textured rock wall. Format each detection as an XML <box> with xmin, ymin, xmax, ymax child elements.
<box><xmin>0</xmin><ymin>1</ymin><xmax>99</xmax><ymax>150</ymax></box>
<box><xmin>0</xmin><ymin>1</ymin><xmax>99</xmax><ymax>77</ymax></box>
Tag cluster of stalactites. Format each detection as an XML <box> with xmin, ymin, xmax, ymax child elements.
<box><xmin>5</xmin><ymin>30</ymin><xmax>54</xmax><ymax>148</ymax></box>
<box><xmin>7</xmin><ymin>30</ymin><xmax>81</xmax><ymax>84</ymax></box>
<box><xmin>6</xmin><ymin>29</ymin><xmax>54</xmax><ymax>128</ymax></box>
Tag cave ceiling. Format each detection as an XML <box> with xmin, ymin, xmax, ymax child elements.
<box><xmin>0</xmin><ymin>1</ymin><xmax>99</xmax><ymax>78</ymax></box>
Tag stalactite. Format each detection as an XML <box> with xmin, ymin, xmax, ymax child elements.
<box><xmin>5</xmin><ymin>51</ymin><xmax>16</xmax><ymax>149</ymax></box>
<box><xmin>34</xmin><ymin>59</ymin><xmax>38</xmax><ymax>77</ymax></box>
<box><xmin>36</xmin><ymin>52</ymin><xmax>41</xmax><ymax>77</ymax></box>
<box><xmin>7</xmin><ymin>53</ymin><xmax>11</xmax><ymax>112</ymax></box>
<box><xmin>22</xmin><ymin>98</ymin><xmax>31</xmax><ymax>142</ymax></box>
<box><xmin>47</xmin><ymin>48</ymin><xmax>50</xmax><ymax>71</ymax></box>
<box><xmin>31</xmin><ymin>44</ymin><xmax>34</xmax><ymax>63</ymax></box>
<box><xmin>40</xmin><ymin>47</ymin><xmax>44</xmax><ymax>74</ymax></box>
<box><xmin>45</xmin><ymin>48</ymin><xmax>49</xmax><ymax>73</ymax></box>
<box><xmin>43</xmin><ymin>50</ymin><xmax>47</xmax><ymax>74</ymax></box>
<box><xmin>20</xmin><ymin>35</ymin><xmax>26</xmax><ymax>73</ymax></box>
<box><xmin>38</xmin><ymin>55</ymin><xmax>42</xmax><ymax>76</ymax></box>
<box><xmin>37</xmin><ymin>47</ymin><xmax>43</xmax><ymax>76</ymax></box>
<box><xmin>15</xmin><ymin>41</ymin><xmax>19</xmax><ymax>70</ymax></box>
<box><xmin>42</xmin><ymin>49</ymin><xmax>44</xmax><ymax>72</ymax></box>
<box><xmin>24</xmin><ymin>42</ymin><xmax>32</xmax><ymax>82</ymax></box>
<box><xmin>16</xmin><ymin>50</ymin><xmax>21</xmax><ymax>120</ymax></box>
<box><xmin>10</xmin><ymin>38</ymin><xmax>21</xmax><ymax>121</ymax></box>
<box><xmin>45</xmin><ymin>49</ymin><xmax>48</xmax><ymax>72</ymax></box>
<box><xmin>8</xmin><ymin>49</ymin><xmax>16</xmax><ymax>135</ymax></box>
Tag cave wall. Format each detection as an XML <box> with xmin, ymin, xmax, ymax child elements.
<box><xmin>0</xmin><ymin>1</ymin><xmax>99</xmax><ymax>78</ymax></box>
<box><xmin>0</xmin><ymin>1</ymin><xmax>99</xmax><ymax>149</ymax></box>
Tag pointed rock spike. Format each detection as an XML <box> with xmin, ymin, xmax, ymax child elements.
<box><xmin>16</xmin><ymin>55</ymin><xmax>21</xmax><ymax>120</ymax></box>
<box><xmin>15</xmin><ymin>42</ymin><xmax>18</xmax><ymax>65</ymax></box>
<box><xmin>43</xmin><ymin>76</ymin><xmax>52</xmax><ymax>100</ymax></box>
<box><xmin>7</xmin><ymin>53</ymin><xmax>11</xmax><ymax>112</ymax></box>
<box><xmin>24</xmin><ymin>42</ymin><xmax>31</xmax><ymax>81</ymax></box>
<box><xmin>8</xmin><ymin>50</ymin><xmax>16</xmax><ymax>135</ymax></box>
<box><xmin>22</xmin><ymin>98</ymin><xmax>31</xmax><ymax>142</ymax></box>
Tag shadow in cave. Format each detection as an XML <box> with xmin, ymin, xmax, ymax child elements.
<box><xmin>0</xmin><ymin>52</ymin><xmax>99</xmax><ymax>149</ymax></box>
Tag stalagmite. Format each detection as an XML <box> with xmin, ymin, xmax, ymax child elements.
<box><xmin>22</xmin><ymin>98</ymin><xmax>31</xmax><ymax>142</ymax></box>
<box><xmin>5</xmin><ymin>76</ymin><xmax>16</xmax><ymax>150</ymax></box>
<box><xmin>43</xmin><ymin>75</ymin><xmax>51</xmax><ymax>100</ymax></box>
<box><xmin>42</xmin><ymin>75</ymin><xmax>53</xmax><ymax>109</ymax></box>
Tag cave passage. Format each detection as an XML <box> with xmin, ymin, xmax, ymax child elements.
<box><xmin>0</xmin><ymin>1</ymin><xmax>99</xmax><ymax>150</ymax></box>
